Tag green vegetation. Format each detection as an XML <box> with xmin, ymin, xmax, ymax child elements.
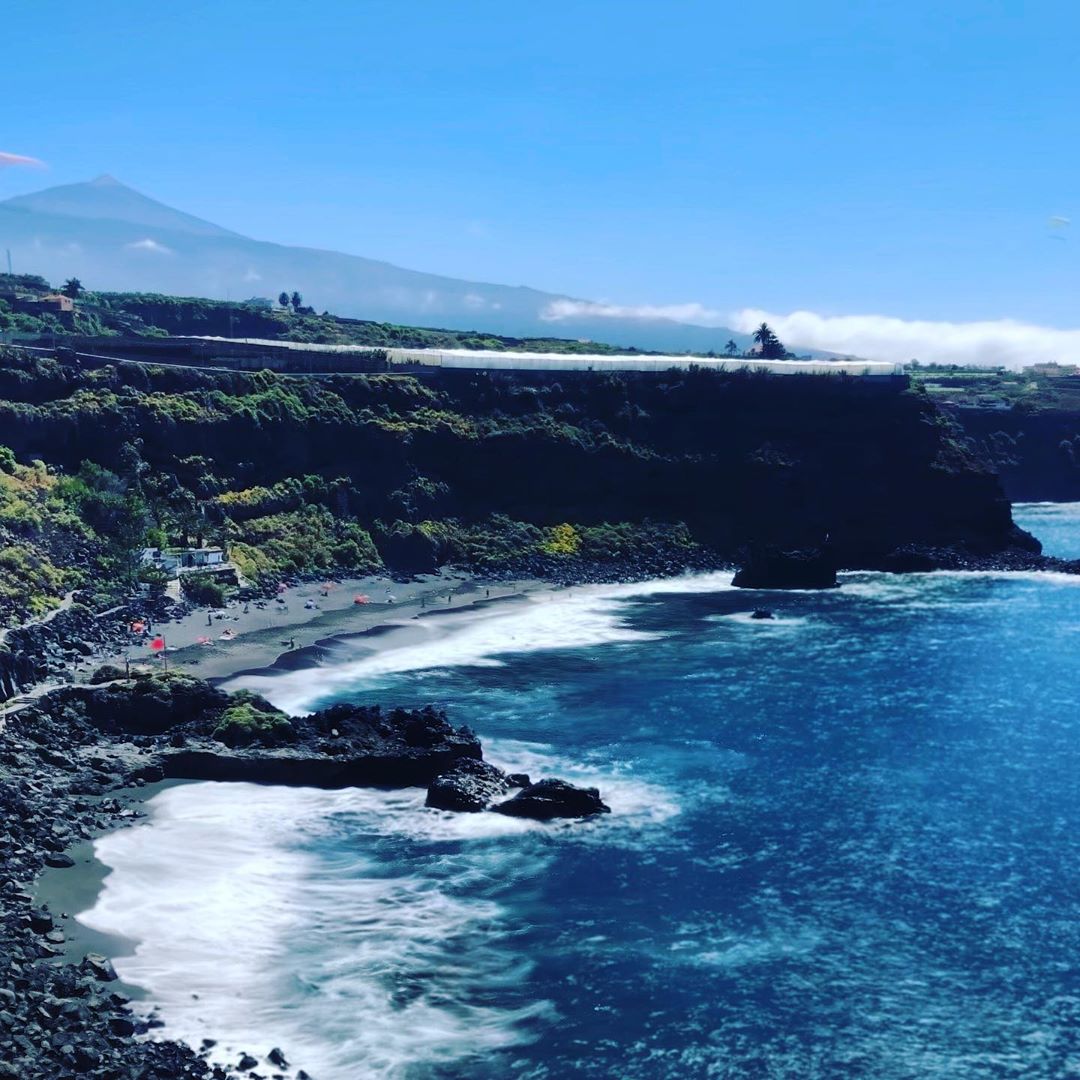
<box><xmin>0</xmin><ymin>327</ymin><xmax>1028</xmax><ymax>626</ymax></box>
<box><xmin>0</xmin><ymin>454</ymin><xmax>89</xmax><ymax>623</ymax></box>
<box><xmin>212</xmin><ymin>699</ymin><xmax>295</xmax><ymax>747</ymax></box>
<box><xmin>181</xmin><ymin>571</ymin><xmax>228</xmax><ymax>608</ymax></box>
<box><xmin>907</xmin><ymin>361</ymin><xmax>1080</xmax><ymax>413</ymax></box>
<box><xmin>228</xmin><ymin>506</ymin><xmax>381</xmax><ymax>580</ymax></box>
<box><xmin>752</xmin><ymin>322</ymin><xmax>790</xmax><ymax>360</ymax></box>
<box><xmin>0</xmin><ymin>274</ymin><xmax>658</xmax><ymax>355</ymax></box>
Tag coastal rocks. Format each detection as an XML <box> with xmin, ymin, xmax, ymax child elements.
<box><xmin>0</xmin><ymin>644</ymin><xmax>36</xmax><ymax>703</ymax></box>
<box><xmin>732</xmin><ymin>547</ymin><xmax>838</xmax><ymax>590</ymax></box>
<box><xmin>751</xmin><ymin>608</ymin><xmax>774</xmax><ymax>619</ymax></box>
<box><xmin>82</xmin><ymin>953</ymin><xmax>118</xmax><ymax>982</ymax></box>
<box><xmin>163</xmin><ymin>701</ymin><xmax>483</xmax><ymax>788</ymax></box>
<box><xmin>493</xmin><ymin>778</ymin><xmax>611</xmax><ymax>820</ymax></box>
<box><xmin>425</xmin><ymin>763</ymin><xmax>610</xmax><ymax>820</ymax></box>
<box><xmin>426</xmin><ymin>757</ymin><xmax>511</xmax><ymax>811</ymax></box>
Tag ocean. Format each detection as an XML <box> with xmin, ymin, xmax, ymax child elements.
<box><xmin>78</xmin><ymin>503</ymin><xmax>1080</xmax><ymax>1079</ymax></box>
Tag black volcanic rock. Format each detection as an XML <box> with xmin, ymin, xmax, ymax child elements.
<box><xmin>426</xmin><ymin>757</ymin><xmax>511</xmax><ymax>812</ymax></box>
<box><xmin>493</xmin><ymin>778</ymin><xmax>611</xmax><ymax>820</ymax></box>
<box><xmin>732</xmin><ymin>547</ymin><xmax>838</xmax><ymax>590</ymax></box>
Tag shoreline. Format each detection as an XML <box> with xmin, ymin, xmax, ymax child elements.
<box><xmin>10</xmin><ymin>550</ymin><xmax>1080</xmax><ymax>1078</ymax></box>
<box><xmin>33</xmin><ymin>779</ymin><xmax>193</xmax><ymax>1004</ymax></box>
<box><xmin>95</xmin><ymin>571</ymin><xmax>551</xmax><ymax>687</ymax></box>
<box><xmin>14</xmin><ymin>574</ymin><xmax>561</xmax><ymax>1078</ymax></box>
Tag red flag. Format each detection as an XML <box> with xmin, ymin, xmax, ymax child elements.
<box><xmin>149</xmin><ymin>636</ymin><xmax>166</xmax><ymax>652</ymax></box>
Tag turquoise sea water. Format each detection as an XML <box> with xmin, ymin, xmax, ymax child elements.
<box><xmin>81</xmin><ymin>505</ymin><xmax>1080</xmax><ymax>1079</ymax></box>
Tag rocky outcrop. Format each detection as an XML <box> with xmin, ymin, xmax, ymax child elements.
<box><xmin>946</xmin><ymin>405</ymin><xmax>1080</xmax><ymax>502</ymax></box>
<box><xmin>0</xmin><ymin>672</ymin><xmax>510</xmax><ymax>1079</ymax></box>
<box><xmin>493</xmin><ymin>778</ymin><xmax>611</xmax><ymax>820</ymax></box>
<box><xmin>15</xmin><ymin>675</ymin><xmax>482</xmax><ymax>790</ymax></box>
<box><xmin>732</xmin><ymin>547</ymin><xmax>838</xmax><ymax>590</ymax></box>
<box><xmin>0</xmin><ymin>596</ymin><xmax>182</xmax><ymax>704</ymax></box>
<box><xmin>426</xmin><ymin>757</ymin><xmax>513</xmax><ymax>811</ymax></box>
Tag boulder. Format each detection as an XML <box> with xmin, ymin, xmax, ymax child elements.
<box><xmin>732</xmin><ymin>546</ymin><xmax>837</xmax><ymax>590</ymax></box>
<box><xmin>426</xmin><ymin>758</ymin><xmax>510</xmax><ymax>812</ymax></box>
<box><xmin>493</xmin><ymin>778</ymin><xmax>611</xmax><ymax>820</ymax></box>
<box><xmin>82</xmin><ymin>954</ymin><xmax>118</xmax><ymax>982</ymax></box>
<box><xmin>750</xmin><ymin>608</ymin><xmax>774</xmax><ymax>620</ymax></box>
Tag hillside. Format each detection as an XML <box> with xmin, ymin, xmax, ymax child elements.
<box><xmin>0</xmin><ymin>276</ymin><xmax>660</xmax><ymax>355</ymax></box>
<box><xmin>0</xmin><ymin>346</ymin><xmax>1039</xmax><ymax>628</ymax></box>
<box><xmin>0</xmin><ymin>176</ymin><xmax>754</xmax><ymax>353</ymax></box>
<box><xmin>910</xmin><ymin>364</ymin><xmax>1080</xmax><ymax>500</ymax></box>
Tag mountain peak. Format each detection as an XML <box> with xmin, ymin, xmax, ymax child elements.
<box><xmin>0</xmin><ymin>176</ymin><xmax>239</xmax><ymax>239</ymax></box>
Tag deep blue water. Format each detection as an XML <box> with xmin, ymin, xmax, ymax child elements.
<box><xmin>85</xmin><ymin>505</ymin><xmax>1080</xmax><ymax>1079</ymax></box>
<box><xmin>1014</xmin><ymin>501</ymin><xmax>1080</xmax><ymax>559</ymax></box>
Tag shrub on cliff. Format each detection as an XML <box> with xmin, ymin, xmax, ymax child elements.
<box><xmin>213</xmin><ymin>702</ymin><xmax>295</xmax><ymax>747</ymax></box>
<box><xmin>181</xmin><ymin>572</ymin><xmax>228</xmax><ymax>607</ymax></box>
<box><xmin>541</xmin><ymin>523</ymin><xmax>581</xmax><ymax>555</ymax></box>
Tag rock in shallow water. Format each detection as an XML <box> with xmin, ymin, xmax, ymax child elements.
<box><xmin>493</xmin><ymin>778</ymin><xmax>611</xmax><ymax>820</ymax></box>
<box><xmin>81</xmin><ymin>953</ymin><xmax>118</xmax><ymax>982</ymax></box>
<box><xmin>425</xmin><ymin>757</ymin><xmax>510</xmax><ymax>812</ymax></box>
<box><xmin>732</xmin><ymin>547</ymin><xmax>838</xmax><ymax>590</ymax></box>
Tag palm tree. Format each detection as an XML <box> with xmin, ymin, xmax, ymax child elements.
<box><xmin>753</xmin><ymin>323</ymin><xmax>786</xmax><ymax>359</ymax></box>
<box><xmin>61</xmin><ymin>277</ymin><xmax>83</xmax><ymax>299</ymax></box>
<box><xmin>724</xmin><ymin>338</ymin><xmax>739</xmax><ymax>357</ymax></box>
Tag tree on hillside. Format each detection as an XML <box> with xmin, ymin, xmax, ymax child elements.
<box><xmin>753</xmin><ymin>322</ymin><xmax>787</xmax><ymax>359</ymax></box>
<box><xmin>290</xmin><ymin>291</ymin><xmax>303</xmax><ymax>312</ymax></box>
<box><xmin>278</xmin><ymin>291</ymin><xmax>290</xmax><ymax>309</ymax></box>
<box><xmin>61</xmin><ymin>278</ymin><xmax>83</xmax><ymax>299</ymax></box>
<box><xmin>724</xmin><ymin>338</ymin><xmax>739</xmax><ymax>357</ymax></box>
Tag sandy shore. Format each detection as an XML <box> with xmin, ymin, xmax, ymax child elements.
<box><xmin>32</xmin><ymin>573</ymin><xmax>555</xmax><ymax>1007</ymax></box>
<box><xmin>94</xmin><ymin>570</ymin><xmax>549</xmax><ymax>684</ymax></box>
<box><xmin>33</xmin><ymin>779</ymin><xmax>192</xmax><ymax>1003</ymax></box>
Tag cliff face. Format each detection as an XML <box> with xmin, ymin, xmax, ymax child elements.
<box><xmin>946</xmin><ymin>406</ymin><xmax>1080</xmax><ymax>502</ymax></box>
<box><xmin>0</xmin><ymin>352</ymin><xmax>1035</xmax><ymax>579</ymax></box>
<box><xmin>418</xmin><ymin>371</ymin><xmax>1034</xmax><ymax>565</ymax></box>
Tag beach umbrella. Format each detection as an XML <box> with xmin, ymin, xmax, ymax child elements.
<box><xmin>149</xmin><ymin>636</ymin><xmax>166</xmax><ymax>652</ymax></box>
<box><xmin>354</xmin><ymin>594</ymin><xmax>371</xmax><ymax>604</ymax></box>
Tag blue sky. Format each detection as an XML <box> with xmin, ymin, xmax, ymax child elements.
<box><xmin>3</xmin><ymin>0</ymin><xmax>1080</xmax><ymax>355</ymax></box>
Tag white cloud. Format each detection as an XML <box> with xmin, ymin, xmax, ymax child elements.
<box><xmin>543</xmin><ymin>294</ymin><xmax>1080</xmax><ymax>368</ymax></box>
<box><xmin>125</xmin><ymin>237</ymin><xmax>173</xmax><ymax>254</ymax></box>
<box><xmin>731</xmin><ymin>308</ymin><xmax>1080</xmax><ymax>368</ymax></box>
<box><xmin>0</xmin><ymin>151</ymin><xmax>45</xmax><ymax>168</ymax></box>
<box><xmin>541</xmin><ymin>298</ymin><xmax>729</xmax><ymax>325</ymax></box>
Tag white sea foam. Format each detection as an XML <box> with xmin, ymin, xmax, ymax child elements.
<box><xmin>80</xmin><ymin>783</ymin><xmax>554</xmax><ymax>1079</ymax></box>
<box><xmin>79</xmin><ymin>732</ymin><xmax>683</xmax><ymax>1078</ymax></box>
<box><xmin>838</xmin><ymin>568</ymin><xmax>1080</xmax><ymax>608</ymax></box>
<box><xmin>228</xmin><ymin>573</ymin><xmax>738</xmax><ymax>714</ymax></box>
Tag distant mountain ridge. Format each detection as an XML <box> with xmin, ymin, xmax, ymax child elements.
<box><xmin>0</xmin><ymin>176</ymin><xmax>754</xmax><ymax>352</ymax></box>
